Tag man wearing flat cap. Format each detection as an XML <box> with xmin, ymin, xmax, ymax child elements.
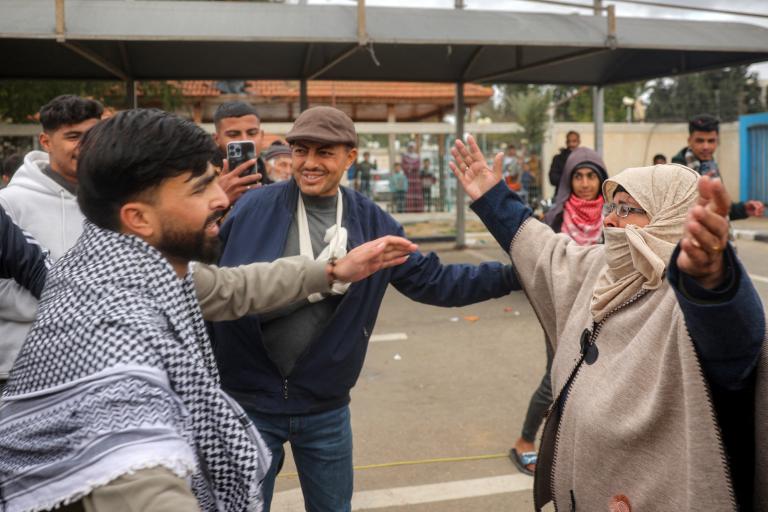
<box><xmin>212</xmin><ymin>106</ymin><xmax>520</xmax><ymax>511</ymax></box>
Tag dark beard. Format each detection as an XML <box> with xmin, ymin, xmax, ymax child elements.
<box><xmin>156</xmin><ymin>212</ymin><xmax>223</xmax><ymax>265</ymax></box>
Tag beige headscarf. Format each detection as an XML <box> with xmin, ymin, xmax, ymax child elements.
<box><xmin>590</xmin><ymin>164</ymin><xmax>700</xmax><ymax>322</ymax></box>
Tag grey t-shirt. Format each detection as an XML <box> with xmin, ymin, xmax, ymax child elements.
<box><xmin>260</xmin><ymin>193</ymin><xmax>342</xmax><ymax>377</ymax></box>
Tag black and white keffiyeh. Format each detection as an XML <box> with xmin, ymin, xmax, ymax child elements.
<box><xmin>0</xmin><ymin>222</ymin><xmax>270</xmax><ymax>512</ymax></box>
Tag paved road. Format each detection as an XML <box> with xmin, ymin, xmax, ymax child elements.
<box><xmin>272</xmin><ymin>237</ymin><xmax>767</xmax><ymax>511</ymax></box>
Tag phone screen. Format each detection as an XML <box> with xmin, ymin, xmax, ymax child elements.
<box><xmin>226</xmin><ymin>141</ymin><xmax>257</xmax><ymax>176</ymax></box>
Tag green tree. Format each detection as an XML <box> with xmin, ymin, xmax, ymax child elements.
<box><xmin>552</xmin><ymin>82</ymin><xmax>648</xmax><ymax>122</ymax></box>
<box><xmin>0</xmin><ymin>80</ymin><xmax>181</xmax><ymax>123</ymax></box>
<box><xmin>505</xmin><ymin>88</ymin><xmax>551</xmax><ymax>151</ymax></box>
<box><xmin>645</xmin><ymin>66</ymin><xmax>764</xmax><ymax>122</ymax></box>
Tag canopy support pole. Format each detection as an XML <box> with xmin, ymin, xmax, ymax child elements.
<box><xmin>455</xmin><ymin>82</ymin><xmax>466</xmax><ymax>249</ymax></box>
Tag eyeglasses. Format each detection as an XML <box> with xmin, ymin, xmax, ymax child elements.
<box><xmin>602</xmin><ymin>202</ymin><xmax>647</xmax><ymax>218</ymax></box>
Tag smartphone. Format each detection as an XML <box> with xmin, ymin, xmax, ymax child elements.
<box><xmin>226</xmin><ymin>141</ymin><xmax>256</xmax><ymax>176</ymax></box>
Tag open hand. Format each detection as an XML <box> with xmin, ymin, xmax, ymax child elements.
<box><xmin>219</xmin><ymin>158</ymin><xmax>263</xmax><ymax>204</ymax></box>
<box><xmin>331</xmin><ymin>236</ymin><xmax>418</xmax><ymax>283</ymax></box>
<box><xmin>677</xmin><ymin>176</ymin><xmax>731</xmax><ymax>289</ymax></box>
<box><xmin>449</xmin><ymin>135</ymin><xmax>504</xmax><ymax>201</ymax></box>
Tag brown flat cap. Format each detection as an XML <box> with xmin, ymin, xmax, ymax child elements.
<box><xmin>286</xmin><ymin>106</ymin><xmax>357</xmax><ymax>147</ymax></box>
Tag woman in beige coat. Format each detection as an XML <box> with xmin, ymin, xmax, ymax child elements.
<box><xmin>451</xmin><ymin>135</ymin><xmax>766</xmax><ymax>511</ymax></box>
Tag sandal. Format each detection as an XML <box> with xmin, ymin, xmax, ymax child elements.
<box><xmin>509</xmin><ymin>448</ymin><xmax>536</xmax><ymax>476</ymax></box>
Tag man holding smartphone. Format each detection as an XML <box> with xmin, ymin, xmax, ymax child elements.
<box><xmin>212</xmin><ymin>106</ymin><xmax>520</xmax><ymax>512</ymax></box>
<box><xmin>671</xmin><ymin>113</ymin><xmax>764</xmax><ymax>220</ymax></box>
<box><xmin>213</xmin><ymin>101</ymin><xmax>267</xmax><ymax>202</ymax></box>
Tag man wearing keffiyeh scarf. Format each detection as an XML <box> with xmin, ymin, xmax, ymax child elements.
<box><xmin>0</xmin><ymin>109</ymin><xmax>416</xmax><ymax>512</ymax></box>
<box><xmin>0</xmin><ymin>108</ymin><xmax>270</xmax><ymax>512</ymax></box>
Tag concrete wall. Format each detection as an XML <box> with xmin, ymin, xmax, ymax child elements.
<box><xmin>542</xmin><ymin>122</ymin><xmax>740</xmax><ymax>200</ymax></box>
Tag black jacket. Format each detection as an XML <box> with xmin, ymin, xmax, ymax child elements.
<box><xmin>548</xmin><ymin>148</ymin><xmax>571</xmax><ymax>190</ymax></box>
<box><xmin>0</xmin><ymin>207</ymin><xmax>48</xmax><ymax>298</ymax></box>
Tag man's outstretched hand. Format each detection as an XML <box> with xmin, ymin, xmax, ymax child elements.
<box><xmin>677</xmin><ymin>176</ymin><xmax>731</xmax><ymax>289</ymax></box>
<box><xmin>330</xmin><ymin>236</ymin><xmax>418</xmax><ymax>284</ymax></box>
<box><xmin>449</xmin><ymin>135</ymin><xmax>504</xmax><ymax>201</ymax></box>
<box><xmin>219</xmin><ymin>158</ymin><xmax>263</xmax><ymax>205</ymax></box>
<box><xmin>745</xmin><ymin>199</ymin><xmax>765</xmax><ymax>218</ymax></box>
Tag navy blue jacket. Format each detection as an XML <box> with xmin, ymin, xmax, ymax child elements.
<box><xmin>212</xmin><ymin>180</ymin><xmax>519</xmax><ymax>415</ymax></box>
<box><xmin>0</xmin><ymin>207</ymin><xmax>47</xmax><ymax>299</ymax></box>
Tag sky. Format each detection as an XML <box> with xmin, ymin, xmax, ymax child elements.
<box><xmin>297</xmin><ymin>0</ymin><xmax>768</xmax><ymax>79</ymax></box>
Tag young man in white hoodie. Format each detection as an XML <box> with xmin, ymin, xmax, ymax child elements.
<box><xmin>0</xmin><ymin>95</ymin><xmax>103</xmax><ymax>388</ymax></box>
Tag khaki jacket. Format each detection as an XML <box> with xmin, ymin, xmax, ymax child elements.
<box><xmin>194</xmin><ymin>255</ymin><xmax>330</xmax><ymax>321</ymax></box>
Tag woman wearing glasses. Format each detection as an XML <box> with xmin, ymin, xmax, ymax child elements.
<box><xmin>451</xmin><ymin>135</ymin><xmax>765</xmax><ymax>511</ymax></box>
<box><xmin>510</xmin><ymin>147</ymin><xmax>608</xmax><ymax>476</ymax></box>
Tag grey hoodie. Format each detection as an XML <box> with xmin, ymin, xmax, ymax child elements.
<box><xmin>0</xmin><ymin>151</ymin><xmax>84</xmax><ymax>378</ymax></box>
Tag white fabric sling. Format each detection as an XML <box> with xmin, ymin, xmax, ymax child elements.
<box><xmin>297</xmin><ymin>189</ymin><xmax>350</xmax><ymax>302</ymax></box>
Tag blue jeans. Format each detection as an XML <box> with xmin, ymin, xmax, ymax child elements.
<box><xmin>246</xmin><ymin>405</ymin><xmax>354</xmax><ymax>512</ymax></box>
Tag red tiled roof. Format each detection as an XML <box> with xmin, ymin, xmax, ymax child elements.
<box><xmin>170</xmin><ymin>80</ymin><xmax>223</xmax><ymax>97</ymax></box>
<box><xmin>173</xmin><ymin>80</ymin><xmax>492</xmax><ymax>102</ymax></box>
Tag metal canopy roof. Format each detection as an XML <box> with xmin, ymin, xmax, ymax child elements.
<box><xmin>2</xmin><ymin>0</ymin><xmax>768</xmax><ymax>85</ymax></box>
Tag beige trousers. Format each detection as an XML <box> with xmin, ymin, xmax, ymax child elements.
<box><xmin>58</xmin><ymin>467</ymin><xmax>200</xmax><ymax>512</ymax></box>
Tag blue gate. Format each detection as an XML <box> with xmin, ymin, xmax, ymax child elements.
<box><xmin>740</xmin><ymin>112</ymin><xmax>768</xmax><ymax>204</ymax></box>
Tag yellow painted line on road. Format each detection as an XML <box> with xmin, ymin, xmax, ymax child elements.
<box><xmin>277</xmin><ymin>453</ymin><xmax>508</xmax><ymax>479</ymax></box>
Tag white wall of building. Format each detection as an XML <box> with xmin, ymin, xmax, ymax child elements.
<box><xmin>542</xmin><ymin>122</ymin><xmax>740</xmax><ymax>200</ymax></box>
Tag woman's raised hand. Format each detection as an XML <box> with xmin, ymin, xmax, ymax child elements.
<box><xmin>449</xmin><ymin>135</ymin><xmax>504</xmax><ymax>201</ymax></box>
<box><xmin>677</xmin><ymin>176</ymin><xmax>731</xmax><ymax>289</ymax></box>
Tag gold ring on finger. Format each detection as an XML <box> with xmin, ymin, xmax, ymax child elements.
<box><xmin>710</xmin><ymin>244</ymin><xmax>722</xmax><ymax>252</ymax></box>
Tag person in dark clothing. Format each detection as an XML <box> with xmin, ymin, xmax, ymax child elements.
<box><xmin>356</xmin><ymin>151</ymin><xmax>376</xmax><ymax>197</ymax></box>
<box><xmin>421</xmin><ymin>157</ymin><xmax>435</xmax><ymax>211</ymax></box>
<box><xmin>212</xmin><ymin>107</ymin><xmax>520</xmax><ymax>512</ymax></box>
<box><xmin>671</xmin><ymin>114</ymin><xmax>764</xmax><ymax>220</ymax></box>
<box><xmin>547</xmin><ymin>130</ymin><xmax>580</xmax><ymax>197</ymax></box>
<box><xmin>0</xmin><ymin>207</ymin><xmax>47</xmax><ymax>300</ymax></box>
<box><xmin>1</xmin><ymin>154</ymin><xmax>22</xmax><ymax>187</ymax></box>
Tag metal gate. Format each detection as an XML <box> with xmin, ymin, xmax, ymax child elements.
<box><xmin>740</xmin><ymin>112</ymin><xmax>768</xmax><ymax>205</ymax></box>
